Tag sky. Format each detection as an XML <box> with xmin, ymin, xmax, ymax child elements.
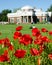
<box><xmin>0</xmin><ymin>0</ymin><xmax>52</xmax><ymax>12</ymax></box>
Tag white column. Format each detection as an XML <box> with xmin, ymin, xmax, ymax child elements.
<box><xmin>20</xmin><ymin>16</ymin><xmax>21</xmax><ymax>23</ymax></box>
<box><xmin>31</xmin><ymin>16</ymin><xmax>33</xmax><ymax>23</ymax></box>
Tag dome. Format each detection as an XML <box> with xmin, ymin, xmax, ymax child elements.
<box><xmin>21</xmin><ymin>5</ymin><xmax>33</xmax><ymax>10</ymax></box>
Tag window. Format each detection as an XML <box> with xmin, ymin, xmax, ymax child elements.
<box><xmin>17</xmin><ymin>18</ymin><xmax>20</xmax><ymax>23</ymax></box>
<box><xmin>10</xmin><ymin>18</ymin><xmax>14</xmax><ymax>23</ymax></box>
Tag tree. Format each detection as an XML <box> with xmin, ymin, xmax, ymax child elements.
<box><xmin>47</xmin><ymin>5</ymin><xmax>52</xmax><ymax>12</ymax></box>
<box><xmin>0</xmin><ymin>9</ymin><xmax>12</xmax><ymax>22</ymax></box>
<box><xmin>0</xmin><ymin>13</ymin><xmax>2</xmax><ymax>21</ymax></box>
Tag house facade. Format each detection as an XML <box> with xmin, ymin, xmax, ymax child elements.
<box><xmin>7</xmin><ymin>5</ymin><xmax>52</xmax><ymax>24</ymax></box>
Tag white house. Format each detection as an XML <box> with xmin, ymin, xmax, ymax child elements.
<box><xmin>7</xmin><ymin>5</ymin><xmax>52</xmax><ymax>23</ymax></box>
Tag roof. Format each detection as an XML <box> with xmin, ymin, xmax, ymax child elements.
<box><xmin>35</xmin><ymin>12</ymin><xmax>47</xmax><ymax>16</ymax></box>
<box><xmin>7</xmin><ymin>13</ymin><xmax>21</xmax><ymax>17</ymax></box>
<box><xmin>7</xmin><ymin>5</ymin><xmax>52</xmax><ymax>17</ymax></box>
<box><xmin>34</xmin><ymin>9</ymin><xmax>42</xmax><ymax>12</ymax></box>
<box><xmin>7</xmin><ymin>10</ymin><xmax>33</xmax><ymax>17</ymax></box>
<box><xmin>21</xmin><ymin>5</ymin><xmax>33</xmax><ymax>10</ymax></box>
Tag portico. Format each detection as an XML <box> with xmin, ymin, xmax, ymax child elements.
<box><xmin>7</xmin><ymin>6</ymin><xmax>34</xmax><ymax>23</ymax></box>
<box><xmin>21</xmin><ymin>16</ymin><xmax>33</xmax><ymax>23</ymax></box>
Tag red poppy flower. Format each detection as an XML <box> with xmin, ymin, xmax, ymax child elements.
<box><xmin>32</xmin><ymin>28</ymin><xmax>41</xmax><ymax>37</ymax></box>
<box><xmin>3</xmin><ymin>38</ymin><xmax>11</xmax><ymax>47</ymax></box>
<box><xmin>3</xmin><ymin>50</ymin><xmax>10</xmax><ymax>62</ymax></box>
<box><xmin>4</xmin><ymin>50</ymin><xmax>8</xmax><ymax>56</ymax></box>
<box><xmin>34</xmin><ymin>36</ymin><xmax>49</xmax><ymax>45</ymax></box>
<box><xmin>14</xmin><ymin>49</ymin><xmax>26</xmax><ymax>58</ymax></box>
<box><xmin>16</xmin><ymin>26</ymin><xmax>23</xmax><ymax>31</ymax></box>
<box><xmin>0</xmin><ymin>38</ymin><xmax>11</xmax><ymax>47</ymax></box>
<box><xmin>39</xmin><ymin>45</ymin><xmax>46</xmax><ymax>54</ymax></box>
<box><xmin>0</xmin><ymin>50</ymin><xmax>10</xmax><ymax>62</ymax></box>
<box><xmin>48</xmin><ymin>53</ymin><xmax>52</xmax><ymax>60</ymax></box>
<box><xmin>0</xmin><ymin>55</ymin><xmax>10</xmax><ymax>62</ymax></box>
<box><xmin>30</xmin><ymin>48</ymin><xmax>39</xmax><ymax>56</ymax></box>
<box><xmin>0</xmin><ymin>39</ymin><xmax>4</xmax><ymax>45</ymax></box>
<box><xmin>13</xmin><ymin>31</ymin><xmax>22</xmax><ymax>39</ymax></box>
<box><xmin>49</xmin><ymin>31</ymin><xmax>52</xmax><ymax>35</ymax></box>
<box><xmin>34</xmin><ymin>39</ymin><xmax>43</xmax><ymax>45</ymax></box>
<box><xmin>8</xmin><ymin>45</ymin><xmax>14</xmax><ymax>51</ymax></box>
<box><xmin>41</xmin><ymin>36</ymin><xmax>49</xmax><ymax>43</ymax></box>
<box><xmin>19</xmin><ymin>34</ymin><xmax>33</xmax><ymax>45</ymax></box>
<box><xmin>0</xmin><ymin>55</ymin><xmax>5</xmax><ymax>62</ymax></box>
<box><xmin>41</xmin><ymin>28</ymin><xmax>48</xmax><ymax>32</ymax></box>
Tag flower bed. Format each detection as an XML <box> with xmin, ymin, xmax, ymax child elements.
<box><xmin>0</xmin><ymin>25</ymin><xmax>52</xmax><ymax>65</ymax></box>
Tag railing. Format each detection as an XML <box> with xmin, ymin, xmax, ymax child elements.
<box><xmin>0</xmin><ymin>22</ymin><xmax>9</xmax><ymax>24</ymax></box>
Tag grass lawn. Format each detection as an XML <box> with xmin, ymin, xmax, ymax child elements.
<box><xmin>0</xmin><ymin>23</ymin><xmax>52</xmax><ymax>41</ymax></box>
<box><xmin>0</xmin><ymin>23</ymin><xmax>52</xmax><ymax>65</ymax></box>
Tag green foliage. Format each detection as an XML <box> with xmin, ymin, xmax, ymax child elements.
<box><xmin>0</xmin><ymin>9</ymin><xmax>12</xmax><ymax>21</ymax></box>
<box><xmin>47</xmin><ymin>5</ymin><xmax>52</xmax><ymax>12</ymax></box>
<box><xmin>0</xmin><ymin>24</ymin><xmax>52</xmax><ymax>65</ymax></box>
